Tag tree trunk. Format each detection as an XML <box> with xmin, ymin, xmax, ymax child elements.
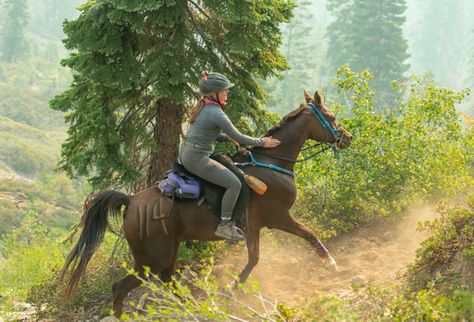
<box><xmin>147</xmin><ymin>96</ymin><xmax>185</xmax><ymax>187</ymax></box>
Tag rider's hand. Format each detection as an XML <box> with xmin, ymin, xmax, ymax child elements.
<box><xmin>261</xmin><ymin>136</ymin><xmax>281</xmax><ymax>148</ymax></box>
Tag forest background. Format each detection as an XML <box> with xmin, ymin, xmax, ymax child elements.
<box><xmin>0</xmin><ymin>0</ymin><xmax>474</xmax><ymax>320</ymax></box>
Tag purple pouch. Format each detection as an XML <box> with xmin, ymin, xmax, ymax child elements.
<box><xmin>158</xmin><ymin>171</ymin><xmax>201</xmax><ymax>199</ymax></box>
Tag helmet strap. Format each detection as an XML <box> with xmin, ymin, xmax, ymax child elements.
<box><xmin>207</xmin><ymin>93</ymin><xmax>225</xmax><ymax>107</ymax></box>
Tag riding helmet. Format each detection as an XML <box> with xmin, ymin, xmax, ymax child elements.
<box><xmin>198</xmin><ymin>72</ymin><xmax>235</xmax><ymax>95</ymax></box>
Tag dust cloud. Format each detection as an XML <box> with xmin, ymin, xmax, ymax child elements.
<box><xmin>218</xmin><ymin>203</ymin><xmax>439</xmax><ymax>305</ymax></box>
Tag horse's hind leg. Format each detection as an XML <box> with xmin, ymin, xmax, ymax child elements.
<box><xmin>160</xmin><ymin>241</ymin><xmax>180</xmax><ymax>282</ymax></box>
<box><xmin>112</xmin><ymin>273</ymin><xmax>141</xmax><ymax>318</ymax></box>
<box><xmin>238</xmin><ymin>229</ymin><xmax>260</xmax><ymax>283</ymax></box>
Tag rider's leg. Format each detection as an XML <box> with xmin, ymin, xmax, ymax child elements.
<box><xmin>179</xmin><ymin>149</ymin><xmax>244</xmax><ymax>240</ymax></box>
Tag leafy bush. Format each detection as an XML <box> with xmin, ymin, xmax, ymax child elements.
<box><xmin>27</xmin><ymin>232</ymin><xmax>128</xmax><ymax>321</ymax></box>
<box><xmin>294</xmin><ymin>66</ymin><xmax>473</xmax><ymax>237</ymax></box>
<box><xmin>294</xmin><ymin>294</ymin><xmax>360</xmax><ymax>321</ymax></box>
<box><xmin>121</xmin><ymin>262</ymin><xmax>290</xmax><ymax>321</ymax></box>
<box><xmin>351</xmin><ymin>196</ymin><xmax>474</xmax><ymax>322</ymax></box>
<box><xmin>406</xmin><ymin>197</ymin><xmax>474</xmax><ymax>291</ymax></box>
<box><xmin>0</xmin><ymin>211</ymin><xmax>64</xmax><ymax>307</ymax></box>
<box><xmin>361</xmin><ymin>284</ymin><xmax>474</xmax><ymax>322</ymax></box>
<box><xmin>0</xmin><ymin>116</ymin><xmax>63</xmax><ymax>177</ymax></box>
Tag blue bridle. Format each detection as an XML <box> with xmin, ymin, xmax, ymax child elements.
<box><xmin>307</xmin><ymin>102</ymin><xmax>342</xmax><ymax>144</ymax></box>
<box><xmin>236</xmin><ymin>102</ymin><xmax>342</xmax><ymax>177</ymax></box>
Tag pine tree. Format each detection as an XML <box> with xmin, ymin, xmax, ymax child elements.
<box><xmin>264</xmin><ymin>0</ymin><xmax>330</xmax><ymax>115</ymax></box>
<box><xmin>326</xmin><ymin>0</ymin><xmax>409</xmax><ymax>105</ymax></box>
<box><xmin>408</xmin><ymin>0</ymin><xmax>470</xmax><ymax>89</ymax></box>
<box><xmin>51</xmin><ymin>0</ymin><xmax>293</xmax><ymax>190</ymax></box>
<box><xmin>0</xmin><ymin>0</ymin><xmax>30</xmax><ymax>62</ymax></box>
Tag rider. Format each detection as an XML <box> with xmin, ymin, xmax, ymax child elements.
<box><xmin>179</xmin><ymin>71</ymin><xmax>280</xmax><ymax>241</ymax></box>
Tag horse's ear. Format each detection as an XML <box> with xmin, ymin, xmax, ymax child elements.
<box><xmin>304</xmin><ymin>89</ymin><xmax>313</xmax><ymax>103</ymax></box>
<box><xmin>314</xmin><ymin>91</ymin><xmax>324</xmax><ymax>107</ymax></box>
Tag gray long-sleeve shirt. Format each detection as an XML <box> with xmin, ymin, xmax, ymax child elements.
<box><xmin>182</xmin><ymin>104</ymin><xmax>263</xmax><ymax>153</ymax></box>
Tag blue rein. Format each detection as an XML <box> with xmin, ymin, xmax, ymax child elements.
<box><xmin>236</xmin><ymin>102</ymin><xmax>341</xmax><ymax>177</ymax></box>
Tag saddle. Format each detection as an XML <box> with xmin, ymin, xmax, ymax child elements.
<box><xmin>159</xmin><ymin>154</ymin><xmax>251</xmax><ymax>221</ymax></box>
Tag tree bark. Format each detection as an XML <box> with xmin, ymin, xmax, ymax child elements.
<box><xmin>147</xmin><ymin>96</ymin><xmax>185</xmax><ymax>187</ymax></box>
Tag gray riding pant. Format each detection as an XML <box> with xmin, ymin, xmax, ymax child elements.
<box><xmin>178</xmin><ymin>145</ymin><xmax>241</xmax><ymax>221</ymax></box>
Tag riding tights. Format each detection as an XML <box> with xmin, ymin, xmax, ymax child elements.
<box><xmin>178</xmin><ymin>146</ymin><xmax>241</xmax><ymax>221</ymax></box>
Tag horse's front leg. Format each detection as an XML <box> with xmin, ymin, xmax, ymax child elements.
<box><xmin>275</xmin><ymin>214</ymin><xmax>339</xmax><ymax>271</ymax></box>
<box><xmin>238</xmin><ymin>228</ymin><xmax>261</xmax><ymax>283</ymax></box>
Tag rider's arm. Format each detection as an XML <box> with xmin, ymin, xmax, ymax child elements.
<box><xmin>212</xmin><ymin>108</ymin><xmax>263</xmax><ymax>147</ymax></box>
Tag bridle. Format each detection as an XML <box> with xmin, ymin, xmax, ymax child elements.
<box><xmin>237</xmin><ymin>102</ymin><xmax>344</xmax><ymax>177</ymax></box>
<box><xmin>307</xmin><ymin>101</ymin><xmax>344</xmax><ymax>144</ymax></box>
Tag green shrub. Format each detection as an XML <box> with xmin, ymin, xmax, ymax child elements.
<box><xmin>294</xmin><ymin>67</ymin><xmax>473</xmax><ymax>237</ymax></box>
<box><xmin>294</xmin><ymin>294</ymin><xmax>360</xmax><ymax>321</ymax></box>
<box><xmin>0</xmin><ymin>211</ymin><xmax>64</xmax><ymax>308</ymax></box>
<box><xmin>121</xmin><ymin>262</ymin><xmax>289</xmax><ymax>321</ymax></box>
<box><xmin>407</xmin><ymin>197</ymin><xmax>474</xmax><ymax>291</ymax></box>
<box><xmin>364</xmin><ymin>285</ymin><xmax>474</xmax><ymax>322</ymax></box>
<box><xmin>28</xmin><ymin>255</ymin><xmax>126</xmax><ymax>321</ymax></box>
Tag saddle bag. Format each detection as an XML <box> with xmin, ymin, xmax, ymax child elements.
<box><xmin>157</xmin><ymin>170</ymin><xmax>201</xmax><ymax>199</ymax></box>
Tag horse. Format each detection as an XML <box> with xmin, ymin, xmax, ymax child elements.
<box><xmin>61</xmin><ymin>90</ymin><xmax>352</xmax><ymax>317</ymax></box>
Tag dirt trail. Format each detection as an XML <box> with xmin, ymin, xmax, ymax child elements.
<box><xmin>218</xmin><ymin>204</ymin><xmax>438</xmax><ymax>305</ymax></box>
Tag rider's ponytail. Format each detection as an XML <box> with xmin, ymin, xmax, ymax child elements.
<box><xmin>188</xmin><ymin>98</ymin><xmax>205</xmax><ymax>124</ymax></box>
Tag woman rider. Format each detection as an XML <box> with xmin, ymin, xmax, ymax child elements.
<box><xmin>179</xmin><ymin>72</ymin><xmax>280</xmax><ymax>241</ymax></box>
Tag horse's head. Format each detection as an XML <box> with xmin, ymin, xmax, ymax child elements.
<box><xmin>303</xmin><ymin>90</ymin><xmax>352</xmax><ymax>149</ymax></box>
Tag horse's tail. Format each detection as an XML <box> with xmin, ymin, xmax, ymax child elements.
<box><xmin>60</xmin><ymin>190</ymin><xmax>129</xmax><ymax>300</ymax></box>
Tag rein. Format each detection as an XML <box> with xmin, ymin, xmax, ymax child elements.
<box><xmin>235</xmin><ymin>102</ymin><xmax>341</xmax><ymax>177</ymax></box>
<box><xmin>251</xmin><ymin>143</ymin><xmax>334</xmax><ymax>163</ymax></box>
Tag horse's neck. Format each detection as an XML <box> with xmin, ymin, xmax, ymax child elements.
<box><xmin>254</xmin><ymin>117</ymin><xmax>309</xmax><ymax>171</ymax></box>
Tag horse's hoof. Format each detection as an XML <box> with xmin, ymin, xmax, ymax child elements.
<box><xmin>323</xmin><ymin>255</ymin><xmax>340</xmax><ymax>272</ymax></box>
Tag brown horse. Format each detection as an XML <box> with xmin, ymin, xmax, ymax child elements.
<box><xmin>61</xmin><ymin>91</ymin><xmax>352</xmax><ymax>317</ymax></box>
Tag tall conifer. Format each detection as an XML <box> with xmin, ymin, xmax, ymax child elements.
<box><xmin>0</xmin><ymin>0</ymin><xmax>30</xmax><ymax>62</ymax></box>
<box><xmin>51</xmin><ymin>0</ymin><xmax>293</xmax><ymax>190</ymax></box>
<box><xmin>326</xmin><ymin>0</ymin><xmax>409</xmax><ymax>105</ymax></box>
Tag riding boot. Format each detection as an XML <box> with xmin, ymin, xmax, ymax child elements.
<box><xmin>215</xmin><ymin>219</ymin><xmax>245</xmax><ymax>241</ymax></box>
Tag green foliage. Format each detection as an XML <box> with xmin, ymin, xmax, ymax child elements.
<box><xmin>0</xmin><ymin>117</ymin><xmax>63</xmax><ymax>176</ymax></box>
<box><xmin>409</xmin><ymin>0</ymin><xmax>471</xmax><ymax>89</ymax></box>
<box><xmin>0</xmin><ymin>59</ymin><xmax>72</xmax><ymax>129</ymax></box>
<box><xmin>293</xmin><ymin>66</ymin><xmax>473</xmax><ymax>238</ymax></box>
<box><xmin>326</xmin><ymin>0</ymin><xmax>409</xmax><ymax>105</ymax></box>
<box><xmin>21</xmin><ymin>230</ymin><xmax>127</xmax><ymax>320</ymax></box>
<box><xmin>362</xmin><ymin>284</ymin><xmax>474</xmax><ymax>322</ymax></box>
<box><xmin>121</xmin><ymin>262</ymin><xmax>288</xmax><ymax>321</ymax></box>
<box><xmin>0</xmin><ymin>0</ymin><xmax>30</xmax><ymax>62</ymax></box>
<box><xmin>52</xmin><ymin>0</ymin><xmax>294</xmax><ymax>190</ymax></box>
<box><xmin>0</xmin><ymin>58</ymin><xmax>74</xmax><ymax>177</ymax></box>
<box><xmin>178</xmin><ymin>240</ymin><xmax>224</xmax><ymax>263</ymax></box>
<box><xmin>0</xmin><ymin>173</ymin><xmax>87</xmax><ymax>242</ymax></box>
<box><xmin>406</xmin><ymin>198</ymin><xmax>474</xmax><ymax>291</ymax></box>
<box><xmin>263</xmin><ymin>0</ymin><xmax>322</xmax><ymax>115</ymax></box>
<box><xmin>29</xmin><ymin>254</ymin><xmax>126</xmax><ymax>321</ymax></box>
<box><xmin>353</xmin><ymin>197</ymin><xmax>474</xmax><ymax>321</ymax></box>
<box><xmin>294</xmin><ymin>294</ymin><xmax>360</xmax><ymax>321</ymax></box>
<box><xmin>388</xmin><ymin>288</ymin><xmax>474</xmax><ymax>322</ymax></box>
<box><xmin>0</xmin><ymin>198</ymin><xmax>24</xmax><ymax>238</ymax></box>
<box><xmin>0</xmin><ymin>211</ymin><xmax>64</xmax><ymax>306</ymax></box>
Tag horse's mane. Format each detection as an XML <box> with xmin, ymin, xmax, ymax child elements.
<box><xmin>264</xmin><ymin>105</ymin><xmax>307</xmax><ymax>137</ymax></box>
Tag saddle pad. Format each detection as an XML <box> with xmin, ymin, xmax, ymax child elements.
<box><xmin>173</xmin><ymin>154</ymin><xmax>250</xmax><ymax>220</ymax></box>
